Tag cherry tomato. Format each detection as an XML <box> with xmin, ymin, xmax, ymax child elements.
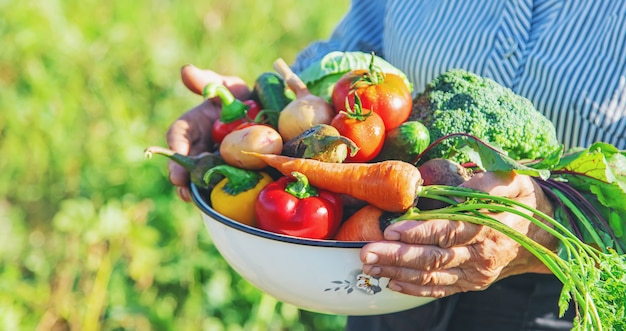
<box><xmin>332</xmin><ymin>69</ymin><xmax>412</xmax><ymax>131</ymax></box>
<box><xmin>330</xmin><ymin>100</ymin><xmax>385</xmax><ymax>163</ymax></box>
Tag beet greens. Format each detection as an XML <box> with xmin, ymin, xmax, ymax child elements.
<box><xmin>407</xmin><ymin>135</ymin><xmax>626</xmax><ymax>331</ymax></box>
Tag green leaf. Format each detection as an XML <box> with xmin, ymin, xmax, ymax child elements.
<box><xmin>552</xmin><ymin>142</ymin><xmax>626</xmax><ymax>250</ymax></box>
<box><xmin>298</xmin><ymin>51</ymin><xmax>413</xmax><ymax>100</ymax></box>
<box><xmin>528</xmin><ymin>145</ymin><xmax>564</xmax><ymax>170</ymax></box>
<box><xmin>554</xmin><ymin>142</ymin><xmax>626</xmax><ymax>208</ymax></box>
<box><xmin>458</xmin><ymin>136</ymin><xmax>550</xmax><ymax>179</ymax></box>
<box><xmin>609</xmin><ymin>211</ymin><xmax>624</xmax><ymax>237</ymax></box>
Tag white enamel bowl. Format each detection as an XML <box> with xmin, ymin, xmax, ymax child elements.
<box><xmin>190</xmin><ymin>184</ymin><xmax>434</xmax><ymax>316</ymax></box>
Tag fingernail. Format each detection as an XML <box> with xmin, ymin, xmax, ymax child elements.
<box><xmin>385</xmin><ymin>230</ymin><xmax>400</xmax><ymax>241</ymax></box>
<box><xmin>388</xmin><ymin>281</ymin><xmax>403</xmax><ymax>292</ymax></box>
<box><xmin>364</xmin><ymin>252</ymin><xmax>378</xmax><ymax>264</ymax></box>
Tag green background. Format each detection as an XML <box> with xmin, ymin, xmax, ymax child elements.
<box><xmin>0</xmin><ymin>0</ymin><xmax>350</xmax><ymax>330</ymax></box>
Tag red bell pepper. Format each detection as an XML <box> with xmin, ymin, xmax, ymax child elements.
<box><xmin>211</xmin><ymin>100</ymin><xmax>262</xmax><ymax>143</ymax></box>
<box><xmin>255</xmin><ymin>171</ymin><xmax>343</xmax><ymax>239</ymax></box>
<box><xmin>203</xmin><ymin>82</ymin><xmax>263</xmax><ymax>144</ymax></box>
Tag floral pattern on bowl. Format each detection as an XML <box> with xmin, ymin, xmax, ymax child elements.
<box><xmin>325</xmin><ymin>269</ymin><xmax>387</xmax><ymax>295</ymax></box>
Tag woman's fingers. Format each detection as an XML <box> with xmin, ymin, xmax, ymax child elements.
<box><xmin>383</xmin><ymin>219</ymin><xmax>484</xmax><ymax>247</ymax></box>
<box><xmin>361</xmin><ymin>238</ymin><xmax>518</xmax><ymax>278</ymax></box>
<box><xmin>166</xmin><ymin>116</ymin><xmax>194</xmax><ymax>197</ymax></box>
<box><xmin>361</xmin><ymin>241</ymin><xmax>473</xmax><ymax>272</ymax></box>
<box><xmin>170</xmin><ymin>64</ymin><xmax>251</xmax><ymax>203</ymax></box>
<box><xmin>361</xmin><ymin>220</ymin><xmax>523</xmax><ymax>296</ymax></box>
<box><xmin>357</xmin><ymin>172</ymin><xmax>560</xmax><ymax>298</ymax></box>
<box><xmin>361</xmin><ymin>246</ymin><xmax>505</xmax><ymax>298</ymax></box>
<box><xmin>165</xmin><ymin>100</ymin><xmax>220</xmax><ymax>202</ymax></box>
<box><xmin>460</xmin><ymin>172</ymin><xmax>529</xmax><ymax>198</ymax></box>
<box><xmin>361</xmin><ymin>240</ymin><xmax>512</xmax><ymax>296</ymax></box>
<box><xmin>180</xmin><ymin>64</ymin><xmax>250</xmax><ymax>99</ymax></box>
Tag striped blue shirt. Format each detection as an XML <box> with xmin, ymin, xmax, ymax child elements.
<box><xmin>293</xmin><ymin>0</ymin><xmax>626</xmax><ymax>150</ymax></box>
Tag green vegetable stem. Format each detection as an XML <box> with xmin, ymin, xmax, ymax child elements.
<box><xmin>406</xmin><ymin>134</ymin><xmax>626</xmax><ymax>331</ymax></box>
<box><xmin>202</xmin><ymin>82</ymin><xmax>250</xmax><ymax>123</ymax></box>
<box><xmin>399</xmin><ymin>185</ymin><xmax>625</xmax><ymax>331</ymax></box>
<box><xmin>144</xmin><ymin>146</ymin><xmax>224</xmax><ymax>189</ymax></box>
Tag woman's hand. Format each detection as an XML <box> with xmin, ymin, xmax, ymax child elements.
<box><xmin>360</xmin><ymin>171</ymin><xmax>558</xmax><ymax>298</ymax></box>
<box><xmin>166</xmin><ymin>65</ymin><xmax>250</xmax><ymax>202</ymax></box>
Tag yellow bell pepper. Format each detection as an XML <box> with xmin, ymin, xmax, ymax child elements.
<box><xmin>204</xmin><ymin>164</ymin><xmax>273</xmax><ymax>226</ymax></box>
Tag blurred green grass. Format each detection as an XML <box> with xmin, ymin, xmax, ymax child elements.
<box><xmin>0</xmin><ymin>0</ymin><xmax>349</xmax><ymax>330</ymax></box>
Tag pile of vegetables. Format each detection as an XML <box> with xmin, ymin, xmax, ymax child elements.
<box><xmin>147</xmin><ymin>51</ymin><xmax>626</xmax><ymax>330</ymax></box>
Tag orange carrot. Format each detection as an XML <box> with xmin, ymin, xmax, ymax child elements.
<box><xmin>334</xmin><ymin>205</ymin><xmax>386</xmax><ymax>241</ymax></box>
<box><xmin>246</xmin><ymin>153</ymin><xmax>423</xmax><ymax>212</ymax></box>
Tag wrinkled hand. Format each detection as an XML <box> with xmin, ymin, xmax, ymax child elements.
<box><xmin>166</xmin><ymin>65</ymin><xmax>250</xmax><ymax>202</ymax></box>
<box><xmin>360</xmin><ymin>171</ymin><xmax>558</xmax><ymax>298</ymax></box>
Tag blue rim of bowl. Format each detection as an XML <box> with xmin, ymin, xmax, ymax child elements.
<box><xmin>190</xmin><ymin>183</ymin><xmax>367</xmax><ymax>248</ymax></box>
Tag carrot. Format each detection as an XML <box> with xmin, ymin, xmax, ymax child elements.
<box><xmin>334</xmin><ymin>205</ymin><xmax>386</xmax><ymax>241</ymax></box>
<box><xmin>246</xmin><ymin>153</ymin><xmax>423</xmax><ymax>212</ymax></box>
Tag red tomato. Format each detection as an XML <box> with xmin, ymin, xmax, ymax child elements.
<box><xmin>330</xmin><ymin>104</ymin><xmax>385</xmax><ymax>163</ymax></box>
<box><xmin>332</xmin><ymin>69</ymin><xmax>412</xmax><ymax>131</ymax></box>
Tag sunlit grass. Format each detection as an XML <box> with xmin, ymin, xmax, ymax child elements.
<box><xmin>0</xmin><ymin>0</ymin><xmax>349</xmax><ymax>329</ymax></box>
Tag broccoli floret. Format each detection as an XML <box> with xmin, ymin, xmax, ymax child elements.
<box><xmin>411</xmin><ymin>69</ymin><xmax>560</xmax><ymax>163</ymax></box>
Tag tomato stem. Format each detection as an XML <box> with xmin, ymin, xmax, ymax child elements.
<box><xmin>341</xmin><ymin>93</ymin><xmax>373</xmax><ymax>121</ymax></box>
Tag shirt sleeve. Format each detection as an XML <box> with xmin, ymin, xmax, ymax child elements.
<box><xmin>291</xmin><ymin>0</ymin><xmax>387</xmax><ymax>73</ymax></box>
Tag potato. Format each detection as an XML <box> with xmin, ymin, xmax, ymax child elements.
<box><xmin>277</xmin><ymin>95</ymin><xmax>335</xmax><ymax>141</ymax></box>
<box><xmin>219</xmin><ymin>125</ymin><xmax>283</xmax><ymax>170</ymax></box>
<box><xmin>274</xmin><ymin>58</ymin><xmax>335</xmax><ymax>141</ymax></box>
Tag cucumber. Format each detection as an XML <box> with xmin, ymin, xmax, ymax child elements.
<box><xmin>252</xmin><ymin>72</ymin><xmax>293</xmax><ymax>128</ymax></box>
<box><xmin>374</xmin><ymin>121</ymin><xmax>430</xmax><ymax>163</ymax></box>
